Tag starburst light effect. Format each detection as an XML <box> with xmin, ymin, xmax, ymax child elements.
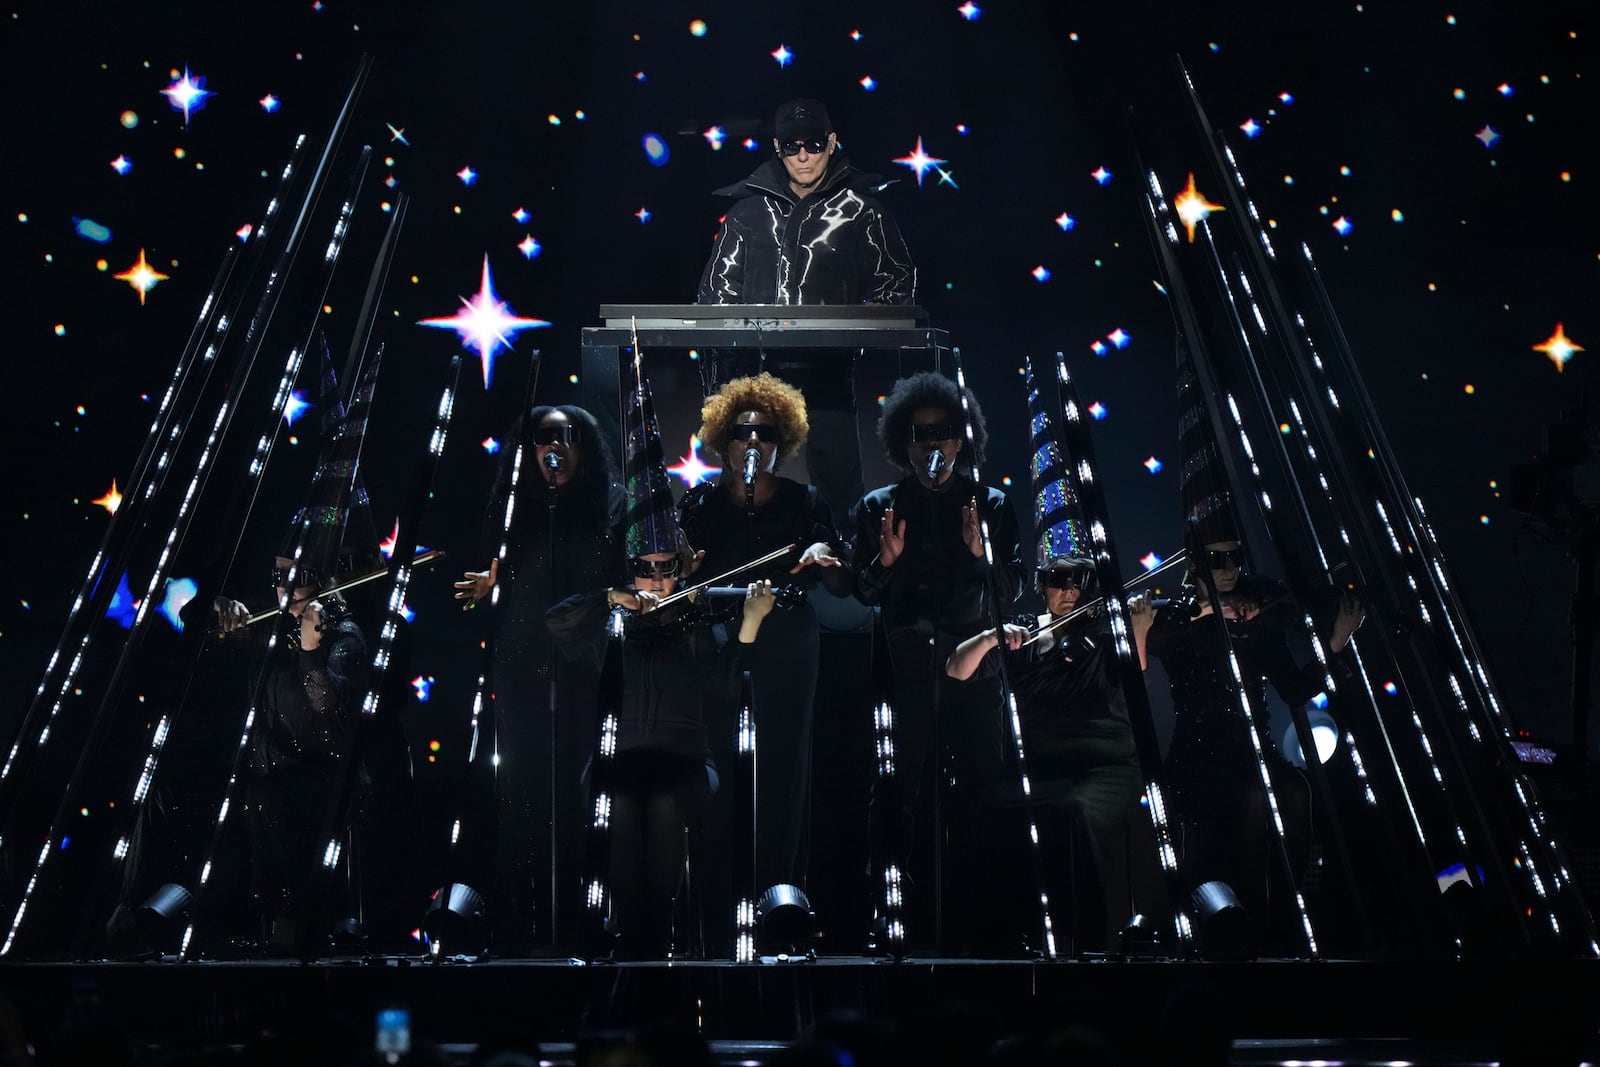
<box><xmin>417</xmin><ymin>255</ymin><xmax>549</xmax><ymax>388</ymax></box>
<box><xmin>92</xmin><ymin>480</ymin><xmax>123</xmax><ymax>514</ymax></box>
<box><xmin>667</xmin><ymin>435</ymin><xmax>722</xmax><ymax>488</ymax></box>
<box><xmin>1534</xmin><ymin>323</ymin><xmax>1584</xmax><ymax>373</ymax></box>
<box><xmin>892</xmin><ymin>137</ymin><xmax>948</xmax><ymax>187</ymax></box>
<box><xmin>1173</xmin><ymin>172</ymin><xmax>1225</xmax><ymax>243</ymax></box>
<box><xmin>161</xmin><ymin>68</ymin><xmax>210</xmax><ymax>125</ymax></box>
<box><xmin>113</xmin><ymin>249</ymin><xmax>169</xmax><ymax>305</ymax></box>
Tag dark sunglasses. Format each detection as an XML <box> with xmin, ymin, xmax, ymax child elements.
<box><xmin>631</xmin><ymin>557</ymin><xmax>682</xmax><ymax>579</ymax></box>
<box><xmin>1205</xmin><ymin>549</ymin><xmax>1245</xmax><ymax>570</ymax></box>
<box><xmin>910</xmin><ymin>421</ymin><xmax>961</xmax><ymax>444</ymax></box>
<box><xmin>1039</xmin><ymin>568</ymin><xmax>1094</xmax><ymax>591</ymax></box>
<box><xmin>778</xmin><ymin>139</ymin><xmax>828</xmax><ymax>157</ymax></box>
<box><xmin>727</xmin><ymin>423</ymin><xmax>780</xmax><ymax>444</ymax></box>
<box><xmin>533</xmin><ymin>425</ymin><xmax>581</xmax><ymax>446</ymax></box>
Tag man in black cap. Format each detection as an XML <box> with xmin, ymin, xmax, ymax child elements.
<box><xmin>697</xmin><ymin>98</ymin><xmax>916</xmax><ymax>537</ymax></box>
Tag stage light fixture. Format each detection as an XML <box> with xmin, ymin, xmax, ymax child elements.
<box><xmin>755</xmin><ymin>883</ymin><xmax>814</xmax><ymax>959</ymax></box>
<box><xmin>329</xmin><ymin>915</ymin><xmax>367</xmax><ymax>954</ymax></box>
<box><xmin>1278</xmin><ymin>706</ymin><xmax>1339</xmax><ymax>768</ymax></box>
<box><xmin>1116</xmin><ymin>912</ymin><xmax>1166</xmax><ymax>959</ymax></box>
<box><xmin>421</xmin><ymin>883</ymin><xmax>487</xmax><ymax>958</ymax></box>
<box><xmin>131</xmin><ymin>882</ymin><xmax>193</xmax><ymax>955</ymax></box>
<box><xmin>1189</xmin><ymin>881</ymin><xmax>1254</xmax><ymax>962</ymax></box>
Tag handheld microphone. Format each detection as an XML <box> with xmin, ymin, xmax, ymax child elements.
<box><xmin>743</xmin><ymin>446</ymin><xmax>760</xmax><ymax>488</ymax></box>
<box><xmin>926</xmin><ymin>449</ymin><xmax>947</xmax><ymax>483</ymax></box>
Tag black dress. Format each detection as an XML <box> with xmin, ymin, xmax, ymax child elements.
<box><xmin>678</xmin><ymin>477</ymin><xmax>838</xmax><ymax>894</ymax></box>
<box><xmin>473</xmin><ymin>476</ymin><xmax>624</xmax><ymax>953</ymax></box>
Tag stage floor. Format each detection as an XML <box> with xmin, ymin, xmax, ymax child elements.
<box><xmin>2</xmin><ymin>954</ymin><xmax>1596</xmax><ymax>1065</ymax></box>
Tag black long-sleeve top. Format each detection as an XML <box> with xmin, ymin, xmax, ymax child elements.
<box><xmin>849</xmin><ymin>474</ymin><xmax>1023</xmax><ymax>639</ymax></box>
<box><xmin>250</xmin><ymin>615</ymin><xmax>368</xmax><ymax>775</ymax></box>
<box><xmin>677</xmin><ymin>478</ymin><xmax>839</xmax><ymax>591</ymax></box>
<box><xmin>547</xmin><ymin>594</ymin><xmax>753</xmax><ymax>765</ymax></box>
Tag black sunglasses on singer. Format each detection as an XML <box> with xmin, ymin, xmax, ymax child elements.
<box><xmin>533</xmin><ymin>425</ymin><xmax>581</xmax><ymax>446</ymax></box>
<box><xmin>778</xmin><ymin>139</ymin><xmax>828</xmax><ymax>157</ymax></box>
<box><xmin>728</xmin><ymin>423</ymin><xmax>780</xmax><ymax>444</ymax></box>
<box><xmin>1205</xmin><ymin>549</ymin><xmax>1245</xmax><ymax>570</ymax></box>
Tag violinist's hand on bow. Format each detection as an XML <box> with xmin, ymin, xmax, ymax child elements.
<box><xmin>1128</xmin><ymin>592</ymin><xmax>1158</xmax><ymax>639</ymax></box>
<box><xmin>961</xmin><ymin>498</ymin><xmax>984</xmax><ymax>558</ymax></box>
<box><xmin>608</xmin><ymin>587</ymin><xmax>663</xmax><ymax>614</ymax></box>
<box><xmin>454</xmin><ymin>559</ymin><xmax>498</xmax><ymax>609</ymax></box>
<box><xmin>790</xmin><ymin>541</ymin><xmax>841</xmax><ymax>574</ymax></box>
<box><xmin>213</xmin><ymin>596</ymin><xmax>250</xmax><ymax>633</ymax></box>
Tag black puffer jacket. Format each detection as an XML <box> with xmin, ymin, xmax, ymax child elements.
<box><xmin>697</xmin><ymin>155</ymin><xmax>916</xmax><ymax>306</ymax></box>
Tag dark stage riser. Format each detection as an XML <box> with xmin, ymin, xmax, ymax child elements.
<box><xmin>2</xmin><ymin>957</ymin><xmax>1595</xmax><ymax>1056</ymax></box>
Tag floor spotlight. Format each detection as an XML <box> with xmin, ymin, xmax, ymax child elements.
<box><xmin>132</xmin><ymin>883</ymin><xmax>193</xmax><ymax>955</ymax></box>
<box><xmin>1116</xmin><ymin>913</ymin><xmax>1166</xmax><ymax>959</ymax></box>
<box><xmin>1189</xmin><ymin>881</ymin><xmax>1254</xmax><ymax>962</ymax></box>
<box><xmin>421</xmin><ymin>883</ymin><xmax>487</xmax><ymax>958</ymax></box>
<box><xmin>329</xmin><ymin>915</ymin><xmax>367</xmax><ymax>955</ymax></box>
<box><xmin>1278</xmin><ymin>704</ymin><xmax>1339</xmax><ymax>768</ymax></box>
<box><xmin>756</xmin><ymin>883</ymin><xmax>814</xmax><ymax>959</ymax></box>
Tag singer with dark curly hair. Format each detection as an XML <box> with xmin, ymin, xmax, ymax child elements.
<box><xmin>848</xmin><ymin>371</ymin><xmax>1024</xmax><ymax>952</ymax></box>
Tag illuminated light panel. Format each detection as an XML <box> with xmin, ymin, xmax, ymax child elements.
<box><xmin>667</xmin><ymin>434</ymin><xmax>722</xmax><ymax>489</ymax></box>
<box><xmin>161</xmin><ymin>67</ymin><xmax>210</xmax><ymax>125</ymax></box>
<box><xmin>110</xmin><ymin>155</ymin><xmax>132</xmax><ymax>175</ymax></box>
<box><xmin>1240</xmin><ymin>118</ymin><xmax>1261</xmax><ymax>138</ymax></box>
<box><xmin>482</xmin><ymin>437</ymin><xmax>500</xmax><ymax>454</ymax></box>
<box><xmin>113</xmin><ymin>249</ymin><xmax>170</xmax><ymax>305</ymax></box>
<box><xmin>1031</xmin><ymin>265</ymin><xmax>1051</xmax><ymax>282</ymax></box>
<box><xmin>771</xmin><ymin>43</ymin><xmax>793</xmax><ymax>66</ymax></box>
<box><xmin>92</xmin><ymin>480</ymin><xmax>123</xmax><ymax>515</ymax></box>
<box><xmin>282</xmin><ymin>389</ymin><xmax>312</xmax><ymax>425</ymax></box>
<box><xmin>958</xmin><ymin>1</ymin><xmax>982</xmax><ymax>19</ymax></box>
<box><xmin>634</xmin><ymin>206</ymin><xmax>652</xmax><ymax>223</ymax></box>
<box><xmin>892</xmin><ymin>136</ymin><xmax>949</xmax><ymax>187</ymax></box>
<box><xmin>517</xmin><ymin>235</ymin><xmax>541</xmax><ymax>259</ymax></box>
<box><xmin>1055</xmin><ymin>212</ymin><xmax>1076</xmax><ymax>230</ymax></box>
<box><xmin>1475</xmin><ymin>125</ymin><xmax>1500</xmax><ymax>148</ymax></box>
<box><xmin>259</xmin><ymin>94</ymin><xmax>279</xmax><ymax>112</ymax></box>
<box><xmin>1143</xmin><ymin>456</ymin><xmax>1163</xmax><ymax>474</ymax></box>
<box><xmin>1107</xmin><ymin>328</ymin><xmax>1130</xmax><ymax>349</ymax></box>
<box><xmin>642</xmin><ymin>133</ymin><xmax>669</xmax><ymax>165</ymax></box>
<box><xmin>1174</xmin><ymin>172</ymin><xmax>1225</xmax><ymax>242</ymax></box>
<box><xmin>1140</xmin><ymin>552</ymin><xmax>1163</xmax><ymax>571</ymax></box>
<box><xmin>1533</xmin><ymin>322</ymin><xmax>1584</xmax><ymax>373</ymax></box>
<box><xmin>1087</xmin><ymin>402</ymin><xmax>1107</xmax><ymax>420</ymax></box>
<box><xmin>1090</xmin><ymin>165</ymin><xmax>1113</xmax><ymax>185</ymax></box>
<box><xmin>417</xmin><ymin>255</ymin><xmax>550</xmax><ymax>388</ymax></box>
<box><xmin>456</xmin><ymin>165</ymin><xmax>477</xmax><ymax>185</ymax></box>
<box><xmin>702</xmin><ymin>125</ymin><xmax>726</xmax><ymax>150</ymax></box>
<box><xmin>1332</xmin><ymin>216</ymin><xmax>1353</xmax><ymax>236</ymax></box>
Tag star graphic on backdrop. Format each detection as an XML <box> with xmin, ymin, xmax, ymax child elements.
<box><xmin>386</xmin><ymin>124</ymin><xmax>409</xmax><ymax>145</ymax></box>
<box><xmin>935</xmin><ymin>166</ymin><xmax>959</xmax><ymax>188</ymax></box>
<box><xmin>92</xmin><ymin>480</ymin><xmax>123</xmax><ymax>515</ymax></box>
<box><xmin>958</xmin><ymin>2</ymin><xmax>982</xmax><ymax>19</ymax></box>
<box><xmin>1240</xmin><ymin>118</ymin><xmax>1261</xmax><ymax>138</ymax></box>
<box><xmin>517</xmin><ymin>235</ymin><xmax>541</xmax><ymax>258</ymax></box>
<box><xmin>456</xmin><ymin>165</ymin><xmax>477</xmax><ymax>185</ymax></box>
<box><xmin>667</xmin><ymin>436</ymin><xmax>722</xmax><ymax>489</ymax></box>
<box><xmin>702</xmin><ymin>125</ymin><xmax>726</xmax><ymax>149</ymax></box>
<box><xmin>379</xmin><ymin>519</ymin><xmax>400</xmax><ymax>560</ymax></box>
<box><xmin>1475</xmin><ymin>124</ymin><xmax>1500</xmax><ymax>148</ymax></box>
<box><xmin>161</xmin><ymin>68</ymin><xmax>210</xmax><ymax>126</ymax></box>
<box><xmin>113</xmin><ymin>249</ymin><xmax>169</xmax><ymax>305</ymax></box>
<box><xmin>771</xmin><ymin>44</ymin><xmax>793</xmax><ymax>66</ymax></box>
<box><xmin>259</xmin><ymin>94</ymin><xmax>279</xmax><ymax>112</ymax></box>
<box><xmin>1534</xmin><ymin>323</ymin><xmax>1584</xmax><ymax>373</ymax></box>
<box><xmin>282</xmin><ymin>389</ymin><xmax>312</xmax><ymax>425</ymax></box>
<box><xmin>892</xmin><ymin>137</ymin><xmax>948</xmax><ymax>187</ymax></box>
<box><xmin>417</xmin><ymin>255</ymin><xmax>549</xmax><ymax>388</ymax></box>
<box><xmin>110</xmin><ymin>155</ymin><xmax>132</xmax><ymax>175</ymax></box>
<box><xmin>1173</xmin><ymin>172</ymin><xmax>1225</xmax><ymax>242</ymax></box>
<box><xmin>1090</xmin><ymin>165</ymin><xmax>1113</xmax><ymax>185</ymax></box>
<box><xmin>635</xmin><ymin>206</ymin><xmax>652</xmax><ymax>223</ymax></box>
<box><xmin>1055</xmin><ymin>212</ymin><xmax>1076</xmax><ymax>231</ymax></box>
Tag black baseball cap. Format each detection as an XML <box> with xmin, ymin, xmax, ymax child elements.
<box><xmin>775</xmin><ymin>99</ymin><xmax>832</xmax><ymax>143</ymax></box>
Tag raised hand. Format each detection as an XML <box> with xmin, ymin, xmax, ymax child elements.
<box><xmin>878</xmin><ymin>507</ymin><xmax>907</xmax><ymax>567</ymax></box>
<box><xmin>790</xmin><ymin>541</ymin><xmax>841</xmax><ymax>574</ymax></box>
<box><xmin>961</xmin><ymin>498</ymin><xmax>984</xmax><ymax>558</ymax></box>
<box><xmin>454</xmin><ymin>559</ymin><xmax>499</xmax><ymax>607</ymax></box>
